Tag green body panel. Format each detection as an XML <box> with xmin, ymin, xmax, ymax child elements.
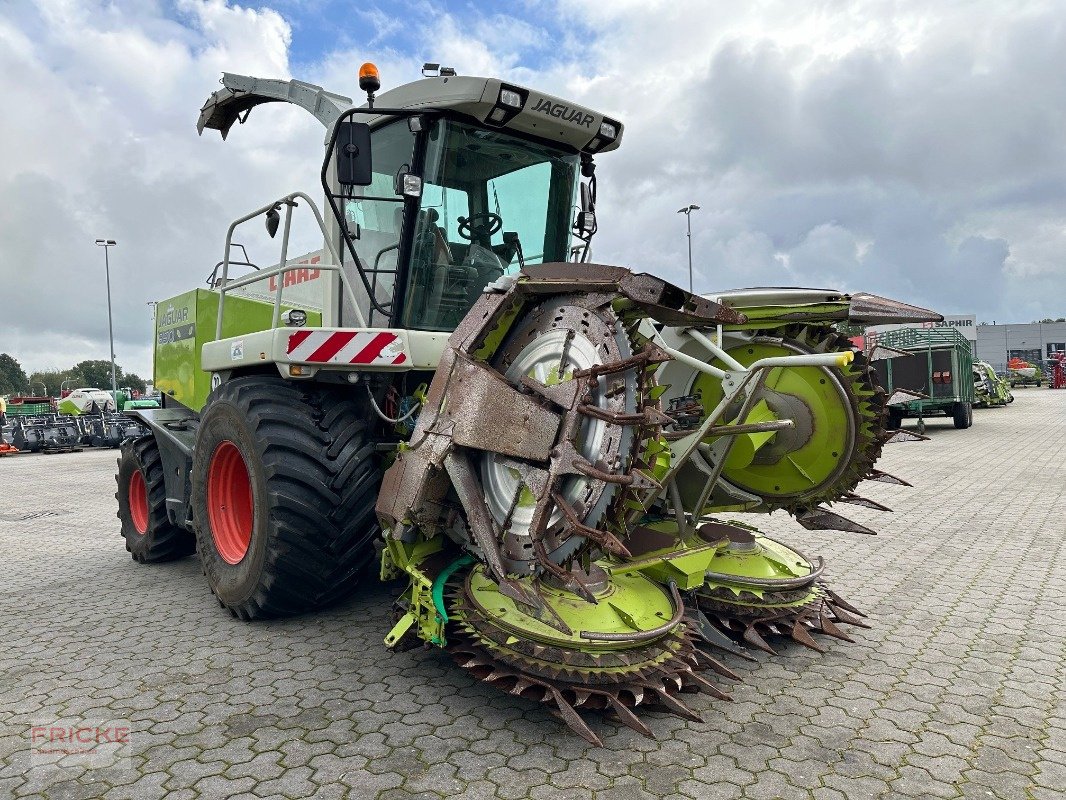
<box><xmin>123</xmin><ymin>399</ymin><xmax>161</xmax><ymax>411</ymax></box>
<box><xmin>153</xmin><ymin>289</ymin><xmax>321</xmax><ymax>412</ymax></box>
<box><xmin>464</xmin><ymin>564</ymin><xmax>675</xmax><ymax>652</ymax></box>
<box><xmin>721</xmin><ymin>302</ymin><xmax>851</xmax><ymax>330</ymax></box>
<box><xmin>7</xmin><ymin>402</ymin><xmax>52</xmax><ymax>417</ymax></box>
<box><xmin>56</xmin><ymin>398</ymin><xmax>83</xmax><ymax>416</ymax></box>
<box><xmin>691</xmin><ymin>341</ymin><xmax>852</xmax><ymax>498</ymax></box>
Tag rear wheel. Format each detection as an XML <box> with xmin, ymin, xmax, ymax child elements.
<box><xmin>116</xmin><ymin>436</ymin><xmax>195</xmax><ymax>562</ymax></box>
<box><xmin>190</xmin><ymin>375</ymin><xmax>382</xmax><ymax>619</ymax></box>
<box><xmin>952</xmin><ymin>401</ymin><xmax>973</xmax><ymax>429</ymax></box>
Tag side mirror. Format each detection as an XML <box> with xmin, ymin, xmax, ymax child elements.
<box><xmin>336</xmin><ymin>121</ymin><xmax>373</xmax><ymax>186</ymax></box>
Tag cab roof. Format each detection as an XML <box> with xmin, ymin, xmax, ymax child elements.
<box><xmin>198</xmin><ymin>72</ymin><xmax>623</xmax><ymax>154</ymax></box>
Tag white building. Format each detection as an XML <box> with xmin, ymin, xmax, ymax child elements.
<box><xmin>975</xmin><ymin>322</ymin><xmax>1066</xmax><ymax>372</ymax></box>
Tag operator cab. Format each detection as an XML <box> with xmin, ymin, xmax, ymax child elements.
<box><xmin>344</xmin><ymin>117</ymin><xmax>580</xmax><ymax>330</ymax></box>
<box><xmin>323</xmin><ymin>64</ymin><xmax>622</xmax><ymax>330</ymax></box>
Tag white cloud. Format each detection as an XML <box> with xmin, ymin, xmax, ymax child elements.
<box><xmin>548</xmin><ymin>0</ymin><xmax>1066</xmax><ymax>313</ymax></box>
<box><xmin>0</xmin><ymin>1</ymin><xmax>318</xmax><ymax>378</ymax></box>
<box><xmin>2</xmin><ymin>0</ymin><xmax>1065</xmax><ymax>381</ymax></box>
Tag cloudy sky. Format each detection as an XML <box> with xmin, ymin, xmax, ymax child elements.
<box><xmin>2</xmin><ymin>0</ymin><xmax>1065</xmax><ymax>378</ymax></box>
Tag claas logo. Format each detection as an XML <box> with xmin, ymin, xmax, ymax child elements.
<box><xmin>268</xmin><ymin>255</ymin><xmax>322</xmax><ymax>292</ymax></box>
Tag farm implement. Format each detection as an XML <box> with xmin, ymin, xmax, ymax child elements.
<box><xmin>5</xmin><ymin>412</ymin><xmax>147</xmax><ymax>453</ymax></box>
<box><xmin>1008</xmin><ymin>357</ymin><xmax>1044</xmax><ymax>387</ymax></box>
<box><xmin>1049</xmin><ymin>353</ymin><xmax>1066</xmax><ymax>389</ymax></box>
<box><xmin>973</xmin><ymin>360</ymin><xmax>1013</xmax><ymax>406</ymax></box>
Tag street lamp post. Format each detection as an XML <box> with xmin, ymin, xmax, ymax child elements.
<box><xmin>95</xmin><ymin>239</ymin><xmax>119</xmax><ymax>401</ymax></box>
<box><xmin>677</xmin><ymin>204</ymin><xmax>700</xmax><ymax>294</ymax></box>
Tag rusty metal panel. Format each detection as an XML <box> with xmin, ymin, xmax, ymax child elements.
<box><xmin>849</xmin><ymin>293</ymin><xmax>943</xmax><ymax>325</ymax></box>
<box><xmin>444</xmin><ymin>356</ymin><xmax>560</xmax><ymax>461</ymax></box>
<box><xmin>518</xmin><ymin>263</ymin><xmax>748</xmax><ymax>326</ymax></box>
<box><xmin>375</xmin><ymin>433</ymin><xmax>451</xmax><ymax>531</ymax></box>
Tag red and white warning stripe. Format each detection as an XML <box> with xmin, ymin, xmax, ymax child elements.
<box><xmin>286</xmin><ymin>330</ymin><xmax>407</xmax><ymax>365</ymax></box>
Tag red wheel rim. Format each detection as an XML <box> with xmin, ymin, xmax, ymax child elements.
<box><xmin>128</xmin><ymin>468</ymin><xmax>149</xmax><ymax>535</ymax></box>
<box><xmin>206</xmin><ymin>441</ymin><xmax>253</xmax><ymax>565</ymax></box>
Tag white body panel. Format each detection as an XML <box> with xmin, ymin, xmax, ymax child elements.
<box><xmin>201</xmin><ymin>328</ymin><xmax>449</xmax><ymax>373</ymax></box>
<box><xmin>60</xmin><ymin>388</ymin><xmax>115</xmax><ymax>412</ymax></box>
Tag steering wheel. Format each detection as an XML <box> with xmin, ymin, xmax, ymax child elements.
<box><xmin>457</xmin><ymin>212</ymin><xmax>503</xmax><ymax>241</ymax></box>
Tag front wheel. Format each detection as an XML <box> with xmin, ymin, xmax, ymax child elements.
<box><xmin>115</xmin><ymin>436</ymin><xmax>195</xmax><ymax>562</ymax></box>
<box><xmin>190</xmin><ymin>375</ymin><xmax>382</xmax><ymax>620</ymax></box>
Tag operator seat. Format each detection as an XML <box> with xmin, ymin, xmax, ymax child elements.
<box><xmin>409</xmin><ymin>207</ymin><xmax>477</xmax><ymax>329</ymax></box>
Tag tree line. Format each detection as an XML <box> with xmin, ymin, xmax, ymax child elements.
<box><xmin>0</xmin><ymin>353</ymin><xmax>147</xmax><ymax>396</ymax></box>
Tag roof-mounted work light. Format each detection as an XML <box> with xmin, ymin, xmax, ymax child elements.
<box><xmin>584</xmin><ymin>116</ymin><xmax>620</xmax><ymax>153</ymax></box>
<box><xmin>486</xmin><ymin>84</ymin><xmax>527</xmax><ymax>127</ymax></box>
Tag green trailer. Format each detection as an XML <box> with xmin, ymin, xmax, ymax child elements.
<box><xmin>5</xmin><ymin>402</ymin><xmax>53</xmax><ymax>417</ymax></box>
<box><xmin>872</xmin><ymin>327</ymin><xmax>975</xmax><ymax>433</ymax></box>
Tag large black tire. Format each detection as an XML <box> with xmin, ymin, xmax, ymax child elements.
<box><xmin>190</xmin><ymin>375</ymin><xmax>382</xmax><ymax>620</ymax></box>
<box><xmin>952</xmin><ymin>401</ymin><xmax>973</xmax><ymax>429</ymax></box>
<box><xmin>116</xmin><ymin>436</ymin><xmax>196</xmax><ymax>562</ymax></box>
<box><xmin>886</xmin><ymin>408</ymin><xmax>903</xmax><ymax>430</ymax></box>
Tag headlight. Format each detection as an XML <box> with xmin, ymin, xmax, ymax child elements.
<box><xmin>401</xmin><ymin>174</ymin><xmax>423</xmax><ymax>198</ymax></box>
<box><xmin>599</xmin><ymin>121</ymin><xmax>617</xmax><ymax>139</ymax></box>
<box><xmin>281</xmin><ymin>309</ymin><xmax>307</xmax><ymax>327</ymax></box>
<box><xmin>499</xmin><ymin>89</ymin><xmax>523</xmax><ymax>108</ymax></box>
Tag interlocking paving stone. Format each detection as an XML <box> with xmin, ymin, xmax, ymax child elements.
<box><xmin>1</xmin><ymin>390</ymin><xmax>1063</xmax><ymax>798</ymax></box>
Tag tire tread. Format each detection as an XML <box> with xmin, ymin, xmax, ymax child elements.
<box><xmin>115</xmin><ymin>436</ymin><xmax>195</xmax><ymax>562</ymax></box>
<box><xmin>193</xmin><ymin>376</ymin><xmax>381</xmax><ymax>619</ymax></box>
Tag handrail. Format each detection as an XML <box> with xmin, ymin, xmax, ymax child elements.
<box><xmin>214</xmin><ymin>191</ymin><xmax>368</xmax><ymax>340</ymax></box>
<box><xmin>655</xmin><ymin>337</ymin><xmax>853</xmax><ymax>380</ymax></box>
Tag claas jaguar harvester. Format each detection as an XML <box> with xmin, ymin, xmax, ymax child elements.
<box><xmin>117</xmin><ymin>63</ymin><xmax>938</xmax><ymax>745</ymax></box>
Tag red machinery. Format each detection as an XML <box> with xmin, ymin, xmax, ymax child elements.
<box><xmin>1049</xmin><ymin>353</ymin><xmax>1066</xmax><ymax>389</ymax></box>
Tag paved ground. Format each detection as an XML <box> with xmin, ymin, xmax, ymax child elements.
<box><xmin>0</xmin><ymin>390</ymin><xmax>1063</xmax><ymax>800</ymax></box>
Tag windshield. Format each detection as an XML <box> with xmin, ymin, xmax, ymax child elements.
<box><xmin>402</xmin><ymin>119</ymin><xmax>580</xmax><ymax>330</ymax></box>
